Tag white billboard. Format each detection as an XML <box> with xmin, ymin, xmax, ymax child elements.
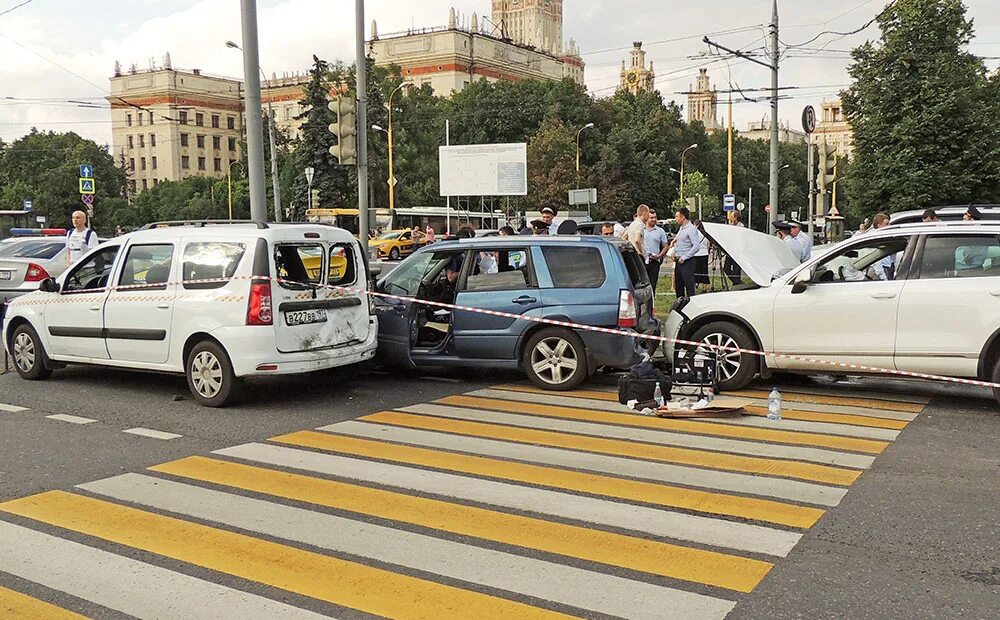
<box><xmin>439</xmin><ymin>143</ymin><xmax>527</xmax><ymax>197</ymax></box>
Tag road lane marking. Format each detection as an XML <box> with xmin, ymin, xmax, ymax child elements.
<box><xmin>123</xmin><ymin>428</ymin><xmax>183</xmax><ymax>440</ymax></box>
<box><xmin>402</xmin><ymin>402</ymin><xmax>876</xmax><ymax>469</ymax></box>
<box><xmin>316</xmin><ymin>422</ymin><xmax>847</xmax><ymax>507</ymax></box>
<box><xmin>731</xmin><ymin>389</ymin><xmax>924</xmax><ymax>413</ymax></box>
<box><xmin>711</xmin><ymin>415</ymin><xmax>899</xmax><ymax>441</ymax></box>
<box><xmin>45</xmin><ymin>414</ymin><xmax>96</xmax><ymax>425</ymax></box>
<box><xmin>214</xmin><ymin>442</ymin><xmax>802</xmax><ymax>557</ymax></box>
<box><xmin>0</xmin><ymin>491</ymin><xmax>569</xmax><ymax>620</ymax></box>
<box><xmin>361</xmin><ymin>411</ymin><xmax>861</xmax><ymax>487</ymax></box>
<box><xmin>0</xmin><ymin>520</ymin><xmax>330</xmax><ymax>620</ymax></box>
<box><xmin>148</xmin><ymin>457</ymin><xmax>771</xmax><ymax>593</ymax></box>
<box><xmin>494</xmin><ymin>384</ymin><xmax>920</xmax><ymax>421</ymax></box>
<box><xmin>272</xmin><ymin>430</ymin><xmax>827</xmax><ymax>526</ymax></box>
<box><xmin>0</xmin><ymin>584</ymin><xmax>85</xmax><ymax>620</ymax></box>
<box><xmin>439</xmin><ymin>394</ymin><xmax>890</xmax><ymax>454</ymax></box>
<box><xmin>83</xmin><ymin>473</ymin><xmax>736</xmax><ymax>617</ymax></box>
<box><xmin>0</xmin><ymin>403</ymin><xmax>28</xmax><ymax>413</ymax></box>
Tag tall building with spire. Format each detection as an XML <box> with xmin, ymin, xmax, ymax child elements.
<box><xmin>491</xmin><ymin>0</ymin><xmax>563</xmax><ymax>55</ymax></box>
<box><xmin>369</xmin><ymin>5</ymin><xmax>584</xmax><ymax>96</ymax></box>
<box><xmin>618</xmin><ymin>42</ymin><xmax>655</xmax><ymax>95</ymax></box>
<box><xmin>686</xmin><ymin>68</ymin><xmax>720</xmax><ymax>132</ymax></box>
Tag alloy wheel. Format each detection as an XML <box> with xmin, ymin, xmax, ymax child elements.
<box><xmin>698</xmin><ymin>332</ymin><xmax>742</xmax><ymax>382</ymax></box>
<box><xmin>530</xmin><ymin>337</ymin><xmax>579</xmax><ymax>386</ymax></box>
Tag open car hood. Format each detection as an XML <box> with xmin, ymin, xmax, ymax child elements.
<box><xmin>702</xmin><ymin>222</ymin><xmax>801</xmax><ymax>286</ymax></box>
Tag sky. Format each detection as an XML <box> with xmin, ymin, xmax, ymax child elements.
<box><xmin>0</xmin><ymin>0</ymin><xmax>997</xmax><ymax>146</ymax></box>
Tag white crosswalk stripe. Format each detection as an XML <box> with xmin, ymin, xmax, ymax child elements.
<box><xmin>0</xmin><ymin>381</ymin><xmax>926</xmax><ymax>619</ymax></box>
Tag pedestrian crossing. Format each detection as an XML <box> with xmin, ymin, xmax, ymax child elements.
<box><xmin>0</xmin><ymin>381</ymin><xmax>927</xmax><ymax>619</ymax></box>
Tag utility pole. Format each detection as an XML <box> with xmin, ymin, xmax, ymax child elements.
<box><xmin>267</xmin><ymin>104</ymin><xmax>283</xmax><ymax>222</ymax></box>
<box><xmin>239</xmin><ymin>0</ymin><xmax>267</xmax><ymax>222</ymax></box>
<box><xmin>807</xmin><ymin>134</ymin><xmax>815</xmax><ymax>238</ymax></box>
<box><xmin>355</xmin><ymin>0</ymin><xmax>370</xmax><ymax>249</ymax></box>
<box><xmin>768</xmin><ymin>0</ymin><xmax>780</xmax><ymax>229</ymax></box>
<box><xmin>445</xmin><ymin>119</ymin><xmax>451</xmax><ymax>235</ymax></box>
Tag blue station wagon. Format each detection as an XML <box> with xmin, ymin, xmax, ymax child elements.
<box><xmin>373</xmin><ymin>235</ymin><xmax>660</xmax><ymax>390</ymax></box>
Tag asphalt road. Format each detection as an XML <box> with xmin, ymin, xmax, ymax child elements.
<box><xmin>0</xmin><ymin>362</ymin><xmax>997</xmax><ymax>619</ymax></box>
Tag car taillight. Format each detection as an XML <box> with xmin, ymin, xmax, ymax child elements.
<box><xmin>25</xmin><ymin>263</ymin><xmax>50</xmax><ymax>283</ymax></box>
<box><xmin>618</xmin><ymin>289</ymin><xmax>637</xmax><ymax>328</ymax></box>
<box><xmin>246</xmin><ymin>280</ymin><xmax>273</xmax><ymax>326</ymax></box>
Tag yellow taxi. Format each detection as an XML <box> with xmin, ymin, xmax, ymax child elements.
<box><xmin>369</xmin><ymin>229</ymin><xmax>426</xmax><ymax>261</ymax></box>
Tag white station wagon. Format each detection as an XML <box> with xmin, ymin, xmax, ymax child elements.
<box><xmin>665</xmin><ymin>221</ymin><xmax>1000</xmax><ymax>402</ymax></box>
<box><xmin>2</xmin><ymin>221</ymin><xmax>378</xmax><ymax>406</ymax></box>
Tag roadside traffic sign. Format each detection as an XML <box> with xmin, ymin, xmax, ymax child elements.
<box><xmin>737</xmin><ymin>202</ymin><xmax>746</xmax><ymax>211</ymax></box>
<box><xmin>79</xmin><ymin>179</ymin><xmax>95</xmax><ymax>194</ymax></box>
<box><xmin>22</xmin><ymin>199</ymin><xmax>32</xmax><ymax>212</ymax></box>
<box><xmin>81</xmin><ymin>193</ymin><xmax>95</xmax><ymax>205</ymax></box>
<box><xmin>723</xmin><ymin>194</ymin><xmax>736</xmax><ymax>211</ymax></box>
<box><xmin>35</xmin><ymin>215</ymin><xmax>45</xmax><ymax>224</ymax></box>
<box><xmin>79</xmin><ymin>164</ymin><xmax>94</xmax><ymax>179</ymax></box>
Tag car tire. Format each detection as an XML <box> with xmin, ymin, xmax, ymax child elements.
<box><xmin>691</xmin><ymin>321</ymin><xmax>757</xmax><ymax>391</ymax></box>
<box><xmin>9</xmin><ymin>324</ymin><xmax>52</xmax><ymax>381</ymax></box>
<box><xmin>389</xmin><ymin>247</ymin><xmax>400</xmax><ymax>261</ymax></box>
<box><xmin>991</xmin><ymin>358</ymin><xmax>1000</xmax><ymax>407</ymax></box>
<box><xmin>186</xmin><ymin>340</ymin><xmax>239</xmax><ymax>407</ymax></box>
<box><xmin>522</xmin><ymin>328</ymin><xmax>588</xmax><ymax>391</ymax></box>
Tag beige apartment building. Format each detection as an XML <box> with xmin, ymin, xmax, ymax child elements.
<box><xmin>109</xmin><ymin>60</ymin><xmax>320</xmax><ymax>192</ymax></box>
<box><xmin>741</xmin><ymin>117</ymin><xmax>807</xmax><ymax>144</ymax></box>
<box><xmin>369</xmin><ymin>6</ymin><xmax>584</xmax><ymax>97</ymax></box>
<box><xmin>686</xmin><ymin>68</ymin><xmax>721</xmax><ymax>132</ymax></box>
<box><xmin>814</xmin><ymin>99</ymin><xmax>854</xmax><ymax>159</ymax></box>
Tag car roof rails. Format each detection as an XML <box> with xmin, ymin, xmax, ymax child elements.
<box><xmin>139</xmin><ymin>220</ymin><xmax>269</xmax><ymax>230</ymax></box>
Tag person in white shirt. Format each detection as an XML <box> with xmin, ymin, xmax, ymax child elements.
<box><xmin>790</xmin><ymin>221</ymin><xmax>812</xmax><ymax>262</ymax></box>
<box><xmin>539</xmin><ymin>203</ymin><xmax>559</xmax><ymax>235</ymax></box>
<box><xmin>613</xmin><ymin>218</ymin><xmax>627</xmax><ymax>237</ymax></box>
<box><xmin>66</xmin><ymin>210</ymin><xmax>98</xmax><ymax>264</ymax></box>
<box><xmin>773</xmin><ymin>221</ymin><xmax>804</xmax><ymax>262</ymax></box>
<box><xmin>622</xmin><ymin>204</ymin><xmax>650</xmax><ymax>255</ymax></box>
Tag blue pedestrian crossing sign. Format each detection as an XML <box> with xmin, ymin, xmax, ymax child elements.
<box><xmin>79</xmin><ymin>178</ymin><xmax>95</xmax><ymax>195</ymax></box>
<box><xmin>723</xmin><ymin>193</ymin><xmax>737</xmax><ymax>211</ymax></box>
<box><xmin>22</xmin><ymin>199</ymin><xmax>32</xmax><ymax>212</ymax></box>
<box><xmin>79</xmin><ymin>164</ymin><xmax>94</xmax><ymax>179</ymax></box>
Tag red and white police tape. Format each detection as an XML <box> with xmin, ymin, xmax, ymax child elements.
<box><xmin>5</xmin><ymin>273</ymin><xmax>1000</xmax><ymax>392</ymax></box>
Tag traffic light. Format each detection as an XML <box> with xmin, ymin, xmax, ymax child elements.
<box><xmin>817</xmin><ymin>140</ymin><xmax>837</xmax><ymax>194</ymax></box>
<box><xmin>328</xmin><ymin>96</ymin><xmax>358</xmax><ymax>166</ymax></box>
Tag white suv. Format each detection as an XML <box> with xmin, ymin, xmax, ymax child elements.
<box><xmin>2</xmin><ymin>221</ymin><xmax>378</xmax><ymax>406</ymax></box>
<box><xmin>665</xmin><ymin>221</ymin><xmax>1000</xmax><ymax>401</ymax></box>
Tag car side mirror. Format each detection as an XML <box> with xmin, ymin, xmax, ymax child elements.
<box><xmin>39</xmin><ymin>277</ymin><xmax>59</xmax><ymax>293</ymax></box>
<box><xmin>368</xmin><ymin>262</ymin><xmax>383</xmax><ymax>278</ymax></box>
<box><xmin>791</xmin><ymin>269</ymin><xmax>812</xmax><ymax>294</ymax></box>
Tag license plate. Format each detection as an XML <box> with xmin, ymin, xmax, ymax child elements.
<box><xmin>285</xmin><ymin>308</ymin><xmax>328</xmax><ymax>326</ymax></box>
<box><xmin>0</xmin><ymin>271</ymin><xmax>10</xmax><ymax>281</ymax></box>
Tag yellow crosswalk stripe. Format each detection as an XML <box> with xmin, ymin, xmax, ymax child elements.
<box><xmin>741</xmin><ymin>406</ymin><xmax>908</xmax><ymax>430</ymax></box>
<box><xmin>443</xmin><ymin>394</ymin><xmax>889</xmax><ymax>454</ymax></box>
<box><xmin>364</xmin><ymin>411</ymin><xmax>861</xmax><ymax>487</ymax></box>
<box><xmin>151</xmin><ymin>456</ymin><xmax>772</xmax><ymax>593</ymax></box>
<box><xmin>0</xmin><ymin>586</ymin><xmax>86</xmax><ymax>620</ymax></box>
<box><xmin>727</xmin><ymin>390</ymin><xmax>923</xmax><ymax>413</ymax></box>
<box><xmin>0</xmin><ymin>491</ymin><xmax>570</xmax><ymax>620</ymax></box>
<box><xmin>271</xmin><ymin>431</ymin><xmax>825</xmax><ymax>529</ymax></box>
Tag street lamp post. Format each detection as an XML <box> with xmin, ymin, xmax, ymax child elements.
<box><xmin>679</xmin><ymin>143</ymin><xmax>698</xmax><ymax>202</ymax></box>
<box><xmin>384</xmin><ymin>82</ymin><xmax>411</xmax><ymax>212</ymax></box>
<box><xmin>304</xmin><ymin>166</ymin><xmax>315</xmax><ymax>214</ymax></box>
<box><xmin>227</xmin><ymin>160</ymin><xmax>245</xmax><ymax>220</ymax></box>
<box><xmin>575</xmin><ymin>122</ymin><xmax>595</xmax><ymax>179</ymax></box>
<box><xmin>226</xmin><ymin>40</ymin><xmax>283</xmax><ymax>222</ymax></box>
<box><xmin>371</xmin><ymin>124</ymin><xmax>390</xmax><ymax>211</ymax></box>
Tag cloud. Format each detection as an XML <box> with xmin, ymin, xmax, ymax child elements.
<box><xmin>0</xmin><ymin>0</ymin><xmax>995</xmax><ymax>145</ymax></box>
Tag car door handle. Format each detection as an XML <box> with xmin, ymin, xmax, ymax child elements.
<box><xmin>89</xmin><ymin>305</ymin><xmax>101</xmax><ymax>311</ymax></box>
<box><xmin>870</xmin><ymin>293</ymin><xmax>897</xmax><ymax>300</ymax></box>
<box><xmin>512</xmin><ymin>296</ymin><xmax>537</xmax><ymax>305</ymax></box>
<box><xmin>989</xmin><ymin>290</ymin><xmax>1000</xmax><ymax>297</ymax></box>
<box><xmin>157</xmin><ymin>303</ymin><xmax>170</xmax><ymax>309</ymax></box>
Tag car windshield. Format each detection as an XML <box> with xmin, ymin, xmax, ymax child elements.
<box><xmin>378</xmin><ymin>232</ymin><xmax>402</xmax><ymax>241</ymax></box>
<box><xmin>0</xmin><ymin>240</ymin><xmax>64</xmax><ymax>259</ymax></box>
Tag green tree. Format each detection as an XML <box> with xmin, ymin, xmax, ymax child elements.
<box><xmin>0</xmin><ymin>130</ymin><xmax>127</xmax><ymax>232</ymax></box>
<box><xmin>842</xmin><ymin>0</ymin><xmax>1000</xmax><ymax>216</ymax></box>
<box><xmin>526</xmin><ymin>117</ymin><xmax>576</xmax><ymax>207</ymax></box>
<box><xmin>289</xmin><ymin>56</ymin><xmax>353</xmax><ymax>219</ymax></box>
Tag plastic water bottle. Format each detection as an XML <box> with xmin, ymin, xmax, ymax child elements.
<box><xmin>653</xmin><ymin>383</ymin><xmax>664</xmax><ymax>407</ymax></box>
<box><xmin>767</xmin><ymin>388</ymin><xmax>782</xmax><ymax>421</ymax></box>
